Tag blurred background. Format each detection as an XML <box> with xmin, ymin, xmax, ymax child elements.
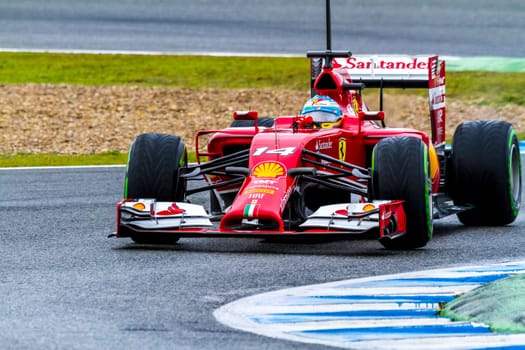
<box><xmin>0</xmin><ymin>0</ymin><xmax>523</xmax><ymax>57</ymax></box>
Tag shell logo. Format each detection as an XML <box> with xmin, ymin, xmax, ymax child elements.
<box><xmin>253</xmin><ymin>162</ymin><xmax>285</xmax><ymax>178</ymax></box>
<box><xmin>362</xmin><ymin>203</ymin><xmax>376</xmax><ymax>212</ymax></box>
<box><xmin>132</xmin><ymin>202</ymin><xmax>147</xmax><ymax>211</ymax></box>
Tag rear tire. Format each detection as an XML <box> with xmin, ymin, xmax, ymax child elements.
<box><xmin>373</xmin><ymin>136</ymin><xmax>432</xmax><ymax>249</ymax></box>
<box><xmin>124</xmin><ymin>133</ymin><xmax>187</xmax><ymax>244</ymax></box>
<box><xmin>448</xmin><ymin>120</ymin><xmax>521</xmax><ymax>225</ymax></box>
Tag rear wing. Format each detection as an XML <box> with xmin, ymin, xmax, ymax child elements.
<box><xmin>310</xmin><ymin>55</ymin><xmax>446</xmax><ymax>145</ymax></box>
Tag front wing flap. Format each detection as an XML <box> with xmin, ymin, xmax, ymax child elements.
<box><xmin>116</xmin><ymin>199</ymin><xmax>406</xmax><ymax>240</ymax></box>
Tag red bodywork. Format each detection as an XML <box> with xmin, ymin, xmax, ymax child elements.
<box><xmin>116</xmin><ymin>53</ymin><xmax>446</xmax><ymax>243</ymax></box>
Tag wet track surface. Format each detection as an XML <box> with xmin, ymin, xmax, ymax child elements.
<box><xmin>0</xmin><ymin>0</ymin><xmax>524</xmax><ymax>57</ymax></box>
<box><xmin>0</xmin><ymin>165</ymin><xmax>524</xmax><ymax>349</ymax></box>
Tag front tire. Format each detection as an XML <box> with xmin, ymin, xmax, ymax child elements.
<box><xmin>373</xmin><ymin>136</ymin><xmax>433</xmax><ymax>249</ymax></box>
<box><xmin>124</xmin><ymin>133</ymin><xmax>187</xmax><ymax>244</ymax></box>
<box><xmin>448</xmin><ymin>120</ymin><xmax>521</xmax><ymax>225</ymax></box>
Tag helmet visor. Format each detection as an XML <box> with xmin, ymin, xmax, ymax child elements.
<box><xmin>303</xmin><ymin>110</ymin><xmax>342</xmax><ymax>123</ymax></box>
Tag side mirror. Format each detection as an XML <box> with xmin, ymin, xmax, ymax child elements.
<box><xmin>358</xmin><ymin>110</ymin><xmax>384</xmax><ymax>121</ymax></box>
<box><xmin>233</xmin><ymin>110</ymin><xmax>258</xmax><ymax>121</ymax></box>
<box><xmin>233</xmin><ymin>110</ymin><xmax>259</xmax><ymax>133</ymax></box>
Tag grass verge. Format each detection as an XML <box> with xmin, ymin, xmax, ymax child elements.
<box><xmin>0</xmin><ymin>152</ymin><xmax>199</xmax><ymax>168</ymax></box>
<box><xmin>0</xmin><ymin>52</ymin><xmax>309</xmax><ymax>90</ymax></box>
<box><xmin>0</xmin><ymin>152</ymin><xmax>128</xmax><ymax>168</ymax></box>
<box><xmin>1</xmin><ymin>52</ymin><xmax>524</xmax><ymax>104</ymax></box>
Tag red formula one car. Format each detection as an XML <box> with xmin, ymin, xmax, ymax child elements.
<box><xmin>114</xmin><ymin>51</ymin><xmax>521</xmax><ymax>249</ymax></box>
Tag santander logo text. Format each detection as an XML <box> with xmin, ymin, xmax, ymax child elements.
<box><xmin>334</xmin><ymin>56</ymin><xmax>428</xmax><ymax>70</ymax></box>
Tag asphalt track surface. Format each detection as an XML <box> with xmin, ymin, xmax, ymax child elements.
<box><xmin>0</xmin><ymin>0</ymin><xmax>524</xmax><ymax>57</ymax></box>
<box><xmin>0</xmin><ymin>164</ymin><xmax>524</xmax><ymax>349</ymax></box>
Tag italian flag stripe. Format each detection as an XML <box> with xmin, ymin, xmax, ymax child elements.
<box><xmin>243</xmin><ymin>204</ymin><xmax>258</xmax><ymax>217</ymax></box>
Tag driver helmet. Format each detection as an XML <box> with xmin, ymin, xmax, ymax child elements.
<box><xmin>300</xmin><ymin>95</ymin><xmax>343</xmax><ymax>128</ymax></box>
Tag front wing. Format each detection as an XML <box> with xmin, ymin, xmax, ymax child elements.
<box><xmin>115</xmin><ymin>199</ymin><xmax>406</xmax><ymax>241</ymax></box>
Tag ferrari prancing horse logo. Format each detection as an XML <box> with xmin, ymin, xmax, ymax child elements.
<box><xmin>338</xmin><ymin>138</ymin><xmax>346</xmax><ymax>161</ymax></box>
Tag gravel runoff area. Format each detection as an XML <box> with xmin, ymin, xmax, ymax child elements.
<box><xmin>0</xmin><ymin>83</ymin><xmax>524</xmax><ymax>155</ymax></box>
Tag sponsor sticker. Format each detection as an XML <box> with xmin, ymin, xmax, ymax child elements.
<box><xmin>243</xmin><ymin>188</ymin><xmax>275</xmax><ymax>195</ymax></box>
<box><xmin>338</xmin><ymin>138</ymin><xmax>346</xmax><ymax>161</ymax></box>
<box><xmin>243</xmin><ymin>203</ymin><xmax>261</xmax><ymax>218</ymax></box>
<box><xmin>253</xmin><ymin>162</ymin><xmax>285</xmax><ymax>178</ymax></box>
<box><xmin>334</xmin><ymin>56</ymin><xmax>429</xmax><ymax>71</ymax></box>
<box><xmin>315</xmin><ymin>140</ymin><xmax>333</xmax><ymax>151</ymax></box>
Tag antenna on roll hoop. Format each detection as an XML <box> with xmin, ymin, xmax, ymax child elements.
<box><xmin>325</xmin><ymin>0</ymin><xmax>331</xmax><ymax>51</ymax></box>
<box><xmin>308</xmin><ymin>0</ymin><xmax>352</xmax><ymax>96</ymax></box>
<box><xmin>307</xmin><ymin>0</ymin><xmax>351</xmax><ymax>69</ymax></box>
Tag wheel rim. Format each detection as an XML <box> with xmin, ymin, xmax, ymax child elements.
<box><xmin>509</xmin><ymin>142</ymin><xmax>522</xmax><ymax>212</ymax></box>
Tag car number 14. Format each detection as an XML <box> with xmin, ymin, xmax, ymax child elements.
<box><xmin>253</xmin><ymin>146</ymin><xmax>296</xmax><ymax>156</ymax></box>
